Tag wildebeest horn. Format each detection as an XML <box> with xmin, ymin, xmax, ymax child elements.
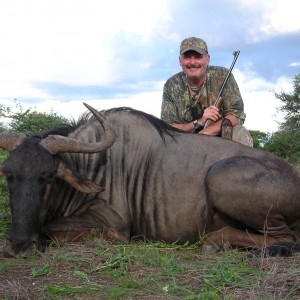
<box><xmin>40</xmin><ymin>103</ymin><xmax>116</xmax><ymax>154</ymax></box>
<box><xmin>0</xmin><ymin>133</ymin><xmax>27</xmax><ymax>152</ymax></box>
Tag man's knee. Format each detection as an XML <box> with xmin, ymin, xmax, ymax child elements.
<box><xmin>232</xmin><ymin>125</ymin><xmax>253</xmax><ymax>147</ymax></box>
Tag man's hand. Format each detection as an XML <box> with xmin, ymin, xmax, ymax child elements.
<box><xmin>200</xmin><ymin>114</ymin><xmax>239</xmax><ymax>136</ymax></box>
<box><xmin>202</xmin><ymin>105</ymin><xmax>221</xmax><ymax>123</ymax></box>
<box><xmin>199</xmin><ymin>119</ymin><xmax>222</xmax><ymax>136</ymax></box>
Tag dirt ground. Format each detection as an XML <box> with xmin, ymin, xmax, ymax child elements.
<box><xmin>0</xmin><ymin>240</ymin><xmax>182</xmax><ymax>299</ymax></box>
<box><xmin>1</xmin><ymin>239</ymin><xmax>300</xmax><ymax>300</ymax></box>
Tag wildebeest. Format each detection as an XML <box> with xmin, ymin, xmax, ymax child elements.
<box><xmin>1</xmin><ymin>103</ymin><xmax>300</xmax><ymax>258</ymax></box>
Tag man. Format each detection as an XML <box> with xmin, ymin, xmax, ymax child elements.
<box><xmin>161</xmin><ymin>37</ymin><xmax>253</xmax><ymax>146</ymax></box>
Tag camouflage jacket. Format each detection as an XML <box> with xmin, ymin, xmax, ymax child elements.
<box><xmin>161</xmin><ymin>66</ymin><xmax>246</xmax><ymax>125</ymax></box>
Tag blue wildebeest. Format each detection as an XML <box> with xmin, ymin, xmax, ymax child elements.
<box><xmin>0</xmin><ymin>103</ymin><xmax>300</xmax><ymax>257</ymax></box>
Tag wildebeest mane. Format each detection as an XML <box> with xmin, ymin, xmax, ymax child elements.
<box><xmin>33</xmin><ymin>107</ymin><xmax>183</xmax><ymax>142</ymax></box>
<box><xmin>31</xmin><ymin>124</ymin><xmax>78</xmax><ymax>139</ymax></box>
<box><xmin>83</xmin><ymin>107</ymin><xmax>183</xmax><ymax>141</ymax></box>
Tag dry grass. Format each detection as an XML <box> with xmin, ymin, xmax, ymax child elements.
<box><xmin>0</xmin><ymin>237</ymin><xmax>300</xmax><ymax>300</ymax></box>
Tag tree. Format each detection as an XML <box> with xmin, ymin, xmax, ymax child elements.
<box><xmin>267</xmin><ymin>73</ymin><xmax>300</xmax><ymax>168</ymax></box>
<box><xmin>275</xmin><ymin>74</ymin><xmax>300</xmax><ymax>132</ymax></box>
<box><xmin>264</xmin><ymin>131</ymin><xmax>300</xmax><ymax>168</ymax></box>
<box><xmin>0</xmin><ymin>123</ymin><xmax>6</xmax><ymax>133</ymax></box>
<box><xmin>0</xmin><ymin>100</ymin><xmax>72</xmax><ymax>135</ymax></box>
<box><xmin>249</xmin><ymin>130</ymin><xmax>269</xmax><ymax>149</ymax></box>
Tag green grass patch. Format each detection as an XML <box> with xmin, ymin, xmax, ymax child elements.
<box><xmin>0</xmin><ymin>261</ymin><xmax>15</xmax><ymax>273</ymax></box>
<box><xmin>31</xmin><ymin>264</ymin><xmax>50</xmax><ymax>277</ymax></box>
<box><xmin>45</xmin><ymin>283</ymin><xmax>94</xmax><ymax>297</ymax></box>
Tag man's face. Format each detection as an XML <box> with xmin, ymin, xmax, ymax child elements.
<box><xmin>179</xmin><ymin>50</ymin><xmax>210</xmax><ymax>80</ymax></box>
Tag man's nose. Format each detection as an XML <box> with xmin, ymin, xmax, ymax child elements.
<box><xmin>189</xmin><ymin>56</ymin><xmax>197</xmax><ymax>64</ymax></box>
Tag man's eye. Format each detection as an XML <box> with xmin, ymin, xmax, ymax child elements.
<box><xmin>183</xmin><ymin>54</ymin><xmax>203</xmax><ymax>59</ymax></box>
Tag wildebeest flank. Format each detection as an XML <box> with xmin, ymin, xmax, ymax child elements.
<box><xmin>0</xmin><ymin>103</ymin><xmax>300</xmax><ymax>257</ymax></box>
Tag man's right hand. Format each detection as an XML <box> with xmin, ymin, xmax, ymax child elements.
<box><xmin>202</xmin><ymin>105</ymin><xmax>221</xmax><ymax>123</ymax></box>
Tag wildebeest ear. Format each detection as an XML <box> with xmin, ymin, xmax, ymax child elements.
<box><xmin>55</xmin><ymin>160</ymin><xmax>104</xmax><ymax>193</ymax></box>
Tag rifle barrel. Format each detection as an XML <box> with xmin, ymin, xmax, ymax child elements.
<box><xmin>203</xmin><ymin>50</ymin><xmax>240</xmax><ymax>129</ymax></box>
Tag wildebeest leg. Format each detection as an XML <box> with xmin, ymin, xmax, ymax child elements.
<box><xmin>45</xmin><ymin>216</ymin><xmax>129</xmax><ymax>243</ymax></box>
<box><xmin>44</xmin><ymin>202</ymin><xmax>131</xmax><ymax>243</ymax></box>
<box><xmin>202</xmin><ymin>226</ymin><xmax>295</xmax><ymax>253</ymax></box>
<box><xmin>46</xmin><ymin>226</ymin><xmax>128</xmax><ymax>243</ymax></box>
<box><xmin>204</xmin><ymin>156</ymin><xmax>300</xmax><ymax>254</ymax></box>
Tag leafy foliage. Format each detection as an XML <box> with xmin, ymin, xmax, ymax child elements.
<box><xmin>0</xmin><ymin>100</ymin><xmax>71</xmax><ymax>135</ymax></box>
<box><xmin>275</xmin><ymin>74</ymin><xmax>300</xmax><ymax>132</ymax></box>
<box><xmin>0</xmin><ymin>123</ymin><xmax>6</xmax><ymax>134</ymax></box>
<box><xmin>250</xmin><ymin>73</ymin><xmax>300</xmax><ymax>168</ymax></box>
<box><xmin>249</xmin><ymin>130</ymin><xmax>269</xmax><ymax>150</ymax></box>
<box><xmin>271</xmin><ymin>73</ymin><xmax>300</xmax><ymax>167</ymax></box>
<box><xmin>264</xmin><ymin>131</ymin><xmax>300</xmax><ymax>168</ymax></box>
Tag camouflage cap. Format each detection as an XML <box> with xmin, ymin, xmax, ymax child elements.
<box><xmin>180</xmin><ymin>37</ymin><xmax>208</xmax><ymax>55</ymax></box>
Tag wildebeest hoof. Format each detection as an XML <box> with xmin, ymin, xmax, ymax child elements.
<box><xmin>105</xmin><ymin>228</ymin><xmax>129</xmax><ymax>243</ymax></box>
<box><xmin>251</xmin><ymin>242</ymin><xmax>300</xmax><ymax>257</ymax></box>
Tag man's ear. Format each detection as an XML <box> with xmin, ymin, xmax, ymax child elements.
<box><xmin>179</xmin><ymin>55</ymin><xmax>183</xmax><ymax>66</ymax></box>
<box><xmin>206</xmin><ymin>54</ymin><xmax>211</xmax><ymax>64</ymax></box>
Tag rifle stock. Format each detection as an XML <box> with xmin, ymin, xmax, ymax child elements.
<box><xmin>203</xmin><ymin>50</ymin><xmax>240</xmax><ymax>129</ymax></box>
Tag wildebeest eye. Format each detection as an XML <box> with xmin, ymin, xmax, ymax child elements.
<box><xmin>39</xmin><ymin>172</ymin><xmax>54</xmax><ymax>184</ymax></box>
<box><xmin>5</xmin><ymin>172</ymin><xmax>14</xmax><ymax>183</ymax></box>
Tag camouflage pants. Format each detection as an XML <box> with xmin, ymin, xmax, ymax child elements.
<box><xmin>232</xmin><ymin>125</ymin><xmax>253</xmax><ymax>147</ymax></box>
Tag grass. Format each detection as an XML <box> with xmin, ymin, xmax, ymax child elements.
<box><xmin>0</xmin><ymin>235</ymin><xmax>300</xmax><ymax>299</ymax></box>
<box><xmin>0</xmin><ymin>149</ymin><xmax>300</xmax><ymax>299</ymax></box>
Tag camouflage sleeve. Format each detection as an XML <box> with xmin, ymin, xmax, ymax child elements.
<box><xmin>161</xmin><ymin>87</ymin><xmax>173</xmax><ymax>124</ymax></box>
<box><xmin>161</xmin><ymin>81</ymin><xmax>180</xmax><ymax>124</ymax></box>
<box><xmin>222</xmin><ymin>73</ymin><xmax>246</xmax><ymax>125</ymax></box>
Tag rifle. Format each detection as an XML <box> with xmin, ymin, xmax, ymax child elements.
<box><xmin>203</xmin><ymin>50</ymin><xmax>240</xmax><ymax>129</ymax></box>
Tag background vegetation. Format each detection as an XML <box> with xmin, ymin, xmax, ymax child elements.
<box><xmin>0</xmin><ymin>99</ymin><xmax>72</xmax><ymax>135</ymax></box>
<box><xmin>249</xmin><ymin>73</ymin><xmax>300</xmax><ymax>169</ymax></box>
<box><xmin>0</xmin><ymin>74</ymin><xmax>299</xmax><ymax>299</ymax></box>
